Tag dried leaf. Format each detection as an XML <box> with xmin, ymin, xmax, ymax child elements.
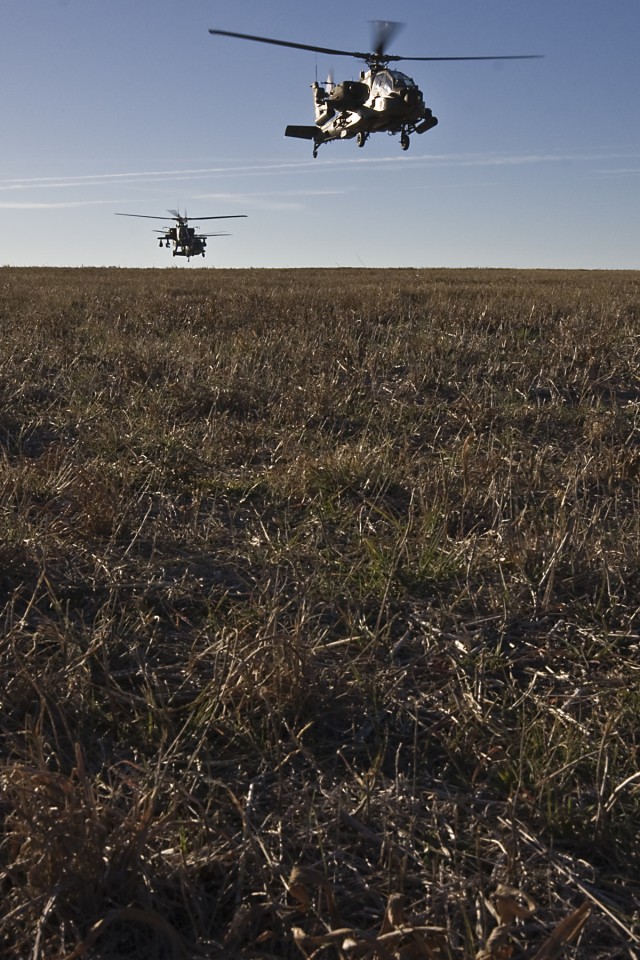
<box><xmin>342</xmin><ymin>935</ymin><xmax>371</xmax><ymax>957</ymax></box>
<box><xmin>288</xmin><ymin>870</ymin><xmax>312</xmax><ymax>914</ymax></box>
<box><xmin>293</xmin><ymin>925</ymin><xmax>351</xmax><ymax>948</ymax></box>
<box><xmin>476</xmin><ymin>923</ymin><xmax>513</xmax><ymax>960</ymax></box>
<box><xmin>492</xmin><ymin>884</ymin><xmax>537</xmax><ymax>924</ymax></box>
<box><xmin>288</xmin><ymin>864</ymin><xmax>340</xmax><ymax>925</ymax></box>
<box><xmin>396</xmin><ymin>929</ymin><xmax>451</xmax><ymax>959</ymax></box>
<box><xmin>223</xmin><ymin>902</ymin><xmax>264</xmax><ymax>947</ymax></box>
<box><xmin>380</xmin><ymin>893</ymin><xmax>406</xmax><ymax>934</ymax></box>
<box><xmin>479</xmin><ymin>885</ymin><xmax>537</xmax><ymax>958</ymax></box>
<box><xmin>341</xmin><ymin>931</ymin><xmax>396</xmax><ymax>960</ymax></box>
<box><xmin>530</xmin><ymin>902</ymin><xmax>591</xmax><ymax>960</ymax></box>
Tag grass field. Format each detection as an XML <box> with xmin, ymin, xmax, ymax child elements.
<box><xmin>1</xmin><ymin>266</ymin><xmax>639</xmax><ymax>959</ymax></box>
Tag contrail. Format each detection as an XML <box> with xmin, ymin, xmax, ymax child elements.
<box><xmin>1</xmin><ymin>150</ymin><xmax>637</xmax><ymax>194</ymax></box>
<box><xmin>0</xmin><ymin>199</ymin><xmax>123</xmax><ymax>210</ymax></box>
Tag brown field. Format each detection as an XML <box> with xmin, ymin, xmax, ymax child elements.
<box><xmin>1</xmin><ymin>266</ymin><xmax>639</xmax><ymax>958</ymax></box>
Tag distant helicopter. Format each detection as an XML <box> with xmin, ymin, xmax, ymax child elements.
<box><xmin>209</xmin><ymin>22</ymin><xmax>541</xmax><ymax>157</ymax></box>
<box><xmin>115</xmin><ymin>209</ymin><xmax>247</xmax><ymax>260</ymax></box>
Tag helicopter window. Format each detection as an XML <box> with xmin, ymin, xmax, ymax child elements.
<box><xmin>389</xmin><ymin>70</ymin><xmax>416</xmax><ymax>88</ymax></box>
<box><xmin>371</xmin><ymin>71</ymin><xmax>394</xmax><ymax>96</ymax></box>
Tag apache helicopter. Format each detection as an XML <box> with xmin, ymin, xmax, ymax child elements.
<box><xmin>115</xmin><ymin>209</ymin><xmax>247</xmax><ymax>260</ymax></box>
<box><xmin>209</xmin><ymin>22</ymin><xmax>541</xmax><ymax>157</ymax></box>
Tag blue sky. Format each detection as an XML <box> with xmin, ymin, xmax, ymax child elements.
<box><xmin>1</xmin><ymin>0</ymin><xmax>639</xmax><ymax>268</ymax></box>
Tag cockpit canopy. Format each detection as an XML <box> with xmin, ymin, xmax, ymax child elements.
<box><xmin>370</xmin><ymin>69</ymin><xmax>418</xmax><ymax>96</ymax></box>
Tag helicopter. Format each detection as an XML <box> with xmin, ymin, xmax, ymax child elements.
<box><xmin>114</xmin><ymin>209</ymin><xmax>247</xmax><ymax>260</ymax></box>
<box><xmin>209</xmin><ymin>22</ymin><xmax>541</xmax><ymax>157</ymax></box>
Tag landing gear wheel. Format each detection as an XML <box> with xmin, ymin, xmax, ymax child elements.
<box><xmin>400</xmin><ymin>132</ymin><xmax>410</xmax><ymax>151</ymax></box>
<box><xmin>357</xmin><ymin>132</ymin><xmax>367</xmax><ymax>148</ymax></box>
<box><xmin>312</xmin><ymin>145</ymin><xmax>319</xmax><ymax>159</ymax></box>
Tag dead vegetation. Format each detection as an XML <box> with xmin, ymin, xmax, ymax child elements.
<box><xmin>1</xmin><ymin>266</ymin><xmax>639</xmax><ymax>958</ymax></box>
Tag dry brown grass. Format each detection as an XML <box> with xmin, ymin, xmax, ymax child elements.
<box><xmin>1</xmin><ymin>266</ymin><xmax>639</xmax><ymax>958</ymax></box>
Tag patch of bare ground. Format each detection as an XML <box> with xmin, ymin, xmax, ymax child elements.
<box><xmin>1</xmin><ymin>266</ymin><xmax>639</xmax><ymax>958</ymax></box>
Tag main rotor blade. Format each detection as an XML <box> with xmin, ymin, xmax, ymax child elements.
<box><xmin>385</xmin><ymin>53</ymin><xmax>543</xmax><ymax>61</ymax></box>
<box><xmin>371</xmin><ymin>20</ymin><xmax>403</xmax><ymax>58</ymax></box>
<box><xmin>209</xmin><ymin>27</ymin><xmax>542</xmax><ymax>63</ymax></box>
<box><xmin>185</xmin><ymin>215</ymin><xmax>247</xmax><ymax>221</ymax></box>
<box><xmin>209</xmin><ymin>27</ymin><xmax>542</xmax><ymax>64</ymax></box>
<box><xmin>209</xmin><ymin>27</ymin><xmax>368</xmax><ymax>61</ymax></box>
<box><xmin>116</xmin><ymin>212</ymin><xmax>246</xmax><ymax>221</ymax></box>
<box><xmin>115</xmin><ymin>213</ymin><xmax>174</xmax><ymax>220</ymax></box>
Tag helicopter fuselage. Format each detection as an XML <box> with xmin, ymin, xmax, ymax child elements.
<box><xmin>320</xmin><ymin>68</ymin><xmax>426</xmax><ymax>126</ymax></box>
<box><xmin>286</xmin><ymin>66</ymin><xmax>438</xmax><ymax>155</ymax></box>
<box><xmin>158</xmin><ymin>224</ymin><xmax>207</xmax><ymax>259</ymax></box>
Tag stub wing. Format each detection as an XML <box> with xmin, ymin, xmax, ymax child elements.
<box><xmin>285</xmin><ymin>125</ymin><xmax>320</xmax><ymax>141</ymax></box>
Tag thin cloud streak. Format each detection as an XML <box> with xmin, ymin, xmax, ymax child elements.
<box><xmin>0</xmin><ymin>199</ymin><xmax>122</xmax><ymax>210</ymax></box>
<box><xmin>594</xmin><ymin>168</ymin><xmax>640</xmax><ymax>176</ymax></box>
<box><xmin>0</xmin><ymin>162</ymin><xmax>323</xmax><ymax>187</ymax></box>
<box><xmin>2</xmin><ymin>149</ymin><xmax>638</xmax><ymax>194</ymax></box>
<box><xmin>194</xmin><ymin>188</ymin><xmax>345</xmax><ymax>210</ymax></box>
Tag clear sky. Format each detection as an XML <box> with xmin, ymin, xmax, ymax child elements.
<box><xmin>1</xmin><ymin>0</ymin><xmax>639</xmax><ymax>269</ymax></box>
